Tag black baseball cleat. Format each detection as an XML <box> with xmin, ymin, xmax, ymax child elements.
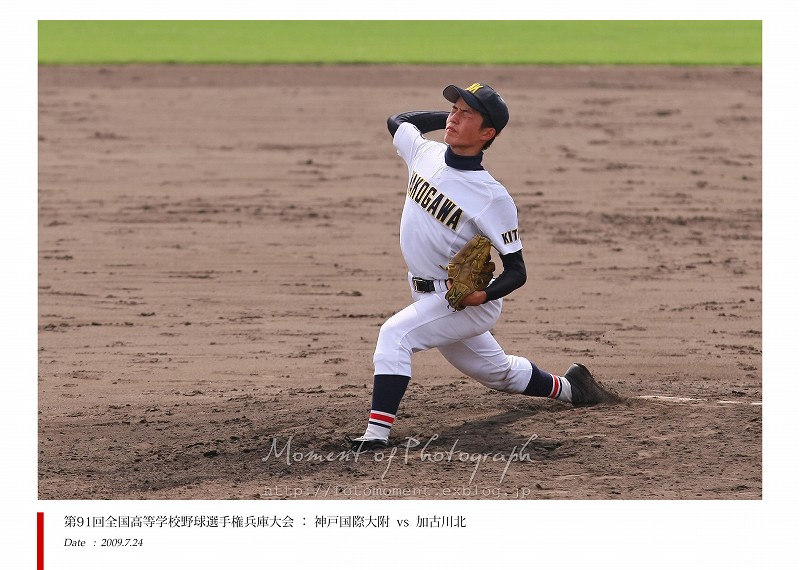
<box><xmin>564</xmin><ymin>363</ymin><xmax>616</xmax><ymax>407</ymax></box>
<box><xmin>345</xmin><ymin>435</ymin><xmax>389</xmax><ymax>452</ymax></box>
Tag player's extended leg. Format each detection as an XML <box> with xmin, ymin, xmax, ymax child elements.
<box><xmin>439</xmin><ymin>334</ymin><xmax>616</xmax><ymax>408</ymax></box>
<box><xmin>438</xmin><ymin>331</ymin><xmax>576</xmax><ymax>402</ymax></box>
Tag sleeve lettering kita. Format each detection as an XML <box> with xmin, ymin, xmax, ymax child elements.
<box><xmin>393</xmin><ymin>122</ymin><xmax>522</xmax><ymax>280</ymax></box>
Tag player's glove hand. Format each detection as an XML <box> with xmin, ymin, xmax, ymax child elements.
<box><xmin>445</xmin><ymin>235</ymin><xmax>495</xmax><ymax>311</ymax></box>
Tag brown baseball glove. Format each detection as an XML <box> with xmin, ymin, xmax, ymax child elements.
<box><xmin>445</xmin><ymin>235</ymin><xmax>495</xmax><ymax>311</ymax></box>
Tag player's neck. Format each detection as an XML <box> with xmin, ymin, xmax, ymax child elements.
<box><xmin>445</xmin><ymin>146</ymin><xmax>485</xmax><ymax>171</ymax></box>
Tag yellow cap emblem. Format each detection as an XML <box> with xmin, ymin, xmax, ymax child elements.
<box><xmin>465</xmin><ymin>83</ymin><xmax>483</xmax><ymax>94</ymax></box>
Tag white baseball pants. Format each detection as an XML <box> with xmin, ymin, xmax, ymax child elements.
<box><xmin>372</xmin><ymin>274</ymin><xmax>533</xmax><ymax>393</ymax></box>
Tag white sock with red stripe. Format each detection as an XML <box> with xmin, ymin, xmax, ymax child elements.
<box><xmin>549</xmin><ymin>374</ymin><xmax>573</xmax><ymax>404</ymax></box>
<box><xmin>362</xmin><ymin>410</ymin><xmax>396</xmax><ymax>441</ymax></box>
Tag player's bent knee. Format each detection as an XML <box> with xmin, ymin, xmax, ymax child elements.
<box><xmin>373</xmin><ymin>349</ymin><xmax>412</xmax><ymax>377</ymax></box>
<box><xmin>373</xmin><ymin>323</ymin><xmax>413</xmax><ymax>377</ymax></box>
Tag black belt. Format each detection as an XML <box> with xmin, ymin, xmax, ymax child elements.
<box><xmin>412</xmin><ymin>277</ymin><xmax>436</xmax><ymax>293</ymax></box>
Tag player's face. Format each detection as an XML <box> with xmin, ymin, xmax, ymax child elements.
<box><xmin>445</xmin><ymin>97</ymin><xmax>496</xmax><ymax>155</ymax></box>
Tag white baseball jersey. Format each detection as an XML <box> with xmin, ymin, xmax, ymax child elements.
<box><xmin>394</xmin><ymin>122</ymin><xmax>523</xmax><ymax>280</ymax></box>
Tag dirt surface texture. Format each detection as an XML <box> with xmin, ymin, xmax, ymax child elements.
<box><xmin>38</xmin><ymin>65</ymin><xmax>761</xmax><ymax>500</ymax></box>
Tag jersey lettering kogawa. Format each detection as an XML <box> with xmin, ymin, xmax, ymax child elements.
<box><xmin>394</xmin><ymin>122</ymin><xmax>522</xmax><ymax>280</ymax></box>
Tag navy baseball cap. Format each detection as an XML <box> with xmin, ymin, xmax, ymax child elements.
<box><xmin>443</xmin><ymin>82</ymin><xmax>509</xmax><ymax>133</ymax></box>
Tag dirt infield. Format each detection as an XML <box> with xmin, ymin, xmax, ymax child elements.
<box><xmin>38</xmin><ymin>64</ymin><xmax>761</xmax><ymax>500</ymax></box>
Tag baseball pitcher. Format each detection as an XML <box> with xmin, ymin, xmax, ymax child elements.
<box><xmin>348</xmin><ymin>83</ymin><xmax>616</xmax><ymax>451</ymax></box>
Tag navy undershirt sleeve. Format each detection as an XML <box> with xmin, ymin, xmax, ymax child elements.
<box><xmin>388</xmin><ymin>111</ymin><xmax>448</xmax><ymax>137</ymax></box>
<box><xmin>483</xmin><ymin>250</ymin><xmax>527</xmax><ymax>302</ymax></box>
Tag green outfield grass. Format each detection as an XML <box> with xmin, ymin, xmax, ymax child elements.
<box><xmin>38</xmin><ymin>20</ymin><xmax>761</xmax><ymax>65</ymax></box>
